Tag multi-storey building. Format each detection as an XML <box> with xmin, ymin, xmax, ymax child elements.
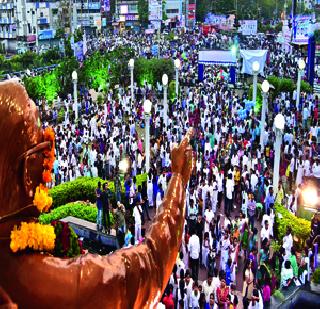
<box><xmin>0</xmin><ymin>0</ymin><xmax>105</xmax><ymax>53</ymax></box>
<box><xmin>0</xmin><ymin>0</ymin><xmax>17</xmax><ymax>52</ymax></box>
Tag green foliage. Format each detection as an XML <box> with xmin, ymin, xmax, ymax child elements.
<box><xmin>312</xmin><ymin>268</ymin><xmax>320</xmax><ymax>284</ymax></box>
<box><xmin>273</xmin><ymin>289</ymin><xmax>285</xmax><ymax>302</ymax></box>
<box><xmin>52</xmin><ymin>221</ymin><xmax>81</xmax><ymax>257</ymax></box>
<box><xmin>134</xmin><ymin>58</ymin><xmax>174</xmax><ymax>87</ymax></box>
<box><xmin>24</xmin><ymin>68</ymin><xmax>61</xmax><ymax>102</ymax></box>
<box><xmin>97</xmin><ymin>94</ymin><xmax>104</xmax><ymax>105</ymax></box>
<box><xmin>82</xmin><ymin>51</ymin><xmax>110</xmax><ymax>91</ymax></box>
<box><xmin>162</xmin><ymin>0</ymin><xmax>168</xmax><ymax>20</ymax></box>
<box><xmin>138</xmin><ymin>0</ymin><xmax>149</xmax><ymax>24</ymax></box>
<box><xmin>39</xmin><ymin>202</ymin><xmax>114</xmax><ymax>226</ymax></box>
<box><xmin>301</xmin><ymin>80</ymin><xmax>312</xmax><ymax>93</ymax></box>
<box><xmin>57</xmin><ymin>107</ymin><xmax>65</xmax><ymax>123</ymax></box>
<box><xmin>168</xmin><ymin>80</ymin><xmax>178</xmax><ymax>101</ymax></box>
<box><xmin>56</xmin><ymin>57</ymin><xmax>80</xmax><ymax>97</ymax></box>
<box><xmin>248</xmin><ymin>83</ymin><xmax>263</xmax><ymax>112</ymax></box>
<box><xmin>275</xmin><ymin>203</ymin><xmax>311</xmax><ymax>249</ymax></box>
<box><xmin>270</xmin><ymin>239</ymin><xmax>281</xmax><ymax>252</ymax></box>
<box><xmin>1</xmin><ymin>49</ymin><xmax>61</xmax><ymax>73</ymax></box>
<box><xmin>41</xmin><ymin>49</ymin><xmax>60</xmax><ymax>65</ymax></box>
<box><xmin>267</xmin><ymin>76</ymin><xmax>312</xmax><ymax>100</ymax></box>
<box><xmin>74</xmin><ymin>28</ymin><xmax>83</xmax><ymax>43</ymax></box>
<box><xmin>55</xmin><ymin>28</ymin><xmax>66</xmax><ymax>39</ymax></box>
<box><xmin>23</xmin><ymin>47</ymin><xmax>134</xmax><ymax>100</ymax></box>
<box><xmin>166</xmin><ymin>31</ymin><xmax>175</xmax><ymax>41</ymax></box>
<box><xmin>49</xmin><ymin>174</ymin><xmax>147</xmax><ymax>208</ymax></box>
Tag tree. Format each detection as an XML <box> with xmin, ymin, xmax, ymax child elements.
<box><xmin>138</xmin><ymin>0</ymin><xmax>149</xmax><ymax>24</ymax></box>
<box><xmin>55</xmin><ymin>28</ymin><xmax>66</xmax><ymax>39</ymax></box>
<box><xmin>162</xmin><ymin>0</ymin><xmax>168</xmax><ymax>21</ymax></box>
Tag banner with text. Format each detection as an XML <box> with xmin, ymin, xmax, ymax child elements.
<box><xmin>239</xmin><ymin>20</ymin><xmax>258</xmax><ymax>36</ymax></box>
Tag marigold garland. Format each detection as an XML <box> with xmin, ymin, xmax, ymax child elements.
<box><xmin>10</xmin><ymin>222</ymin><xmax>56</xmax><ymax>253</ymax></box>
<box><xmin>42</xmin><ymin>127</ymin><xmax>55</xmax><ymax>183</ymax></box>
<box><xmin>33</xmin><ymin>184</ymin><xmax>53</xmax><ymax>213</ymax></box>
<box><xmin>32</xmin><ymin>126</ymin><xmax>55</xmax><ymax>213</ymax></box>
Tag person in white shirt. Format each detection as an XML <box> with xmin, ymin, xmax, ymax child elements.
<box><xmin>188</xmin><ymin>229</ymin><xmax>200</xmax><ymax>282</ymax></box>
<box><xmin>204</xmin><ymin>206</ymin><xmax>214</xmax><ymax>233</ymax></box>
<box><xmin>225</xmin><ymin>174</ymin><xmax>234</xmax><ymax>216</ymax></box>
<box><xmin>312</xmin><ymin>158</ymin><xmax>320</xmax><ymax>179</ymax></box>
<box><xmin>147</xmin><ymin>180</ymin><xmax>153</xmax><ymax>208</ymax></box>
<box><xmin>219</xmin><ymin>231</ymin><xmax>230</xmax><ymax>271</ymax></box>
<box><xmin>210</xmin><ymin>177</ymin><xmax>218</xmax><ymax>213</ymax></box>
<box><xmin>189</xmin><ymin>283</ymin><xmax>200</xmax><ymax>308</ymax></box>
<box><xmin>260</xmin><ymin>220</ymin><xmax>271</xmax><ymax>243</ymax></box>
<box><xmin>133</xmin><ymin>204</ymin><xmax>142</xmax><ymax>244</ymax></box>
<box><xmin>282</xmin><ymin>227</ymin><xmax>293</xmax><ymax>261</ymax></box>
<box><xmin>202</xmin><ymin>274</ymin><xmax>215</xmax><ymax>305</ymax></box>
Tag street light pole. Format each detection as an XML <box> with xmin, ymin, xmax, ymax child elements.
<box><xmin>260</xmin><ymin>80</ymin><xmax>269</xmax><ymax>151</ymax></box>
<box><xmin>252</xmin><ymin>61</ymin><xmax>260</xmax><ymax>104</ymax></box>
<box><xmin>273</xmin><ymin>114</ymin><xmax>285</xmax><ymax>194</ymax></box>
<box><xmin>296</xmin><ymin>58</ymin><xmax>306</xmax><ymax>110</ymax></box>
<box><xmin>72</xmin><ymin>70</ymin><xmax>78</xmax><ymax>120</ymax></box>
<box><xmin>162</xmin><ymin>73</ymin><xmax>168</xmax><ymax>128</ymax></box>
<box><xmin>174</xmin><ymin>59</ymin><xmax>180</xmax><ymax>98</ymax></box>
<box><xmin>144</xmin><ymin>99</ymin><xmax>152</xmax><ymax>173</ymax></box>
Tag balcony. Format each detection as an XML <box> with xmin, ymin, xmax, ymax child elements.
<box><xmin>0</xmin><ymin>3</ymin><xmax>14</xmax><ymax>10</ymax></box>
<box><xmin>0</xmin><ymin>32</ymin><xmax>17</xmax><ymax>39</ymax></box>
<box><xmin>38</xmin><ymin>18</ymin><xmax>49</xmax><ymax>25</ymax></box>
<box><xmin>0</xmin><ymin>18</ymin><xmax>15</xmax><ymax>24</ymax></box>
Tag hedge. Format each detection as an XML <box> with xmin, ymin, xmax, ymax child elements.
<box><xmin>267</xmin><ymin>76</ymin><xmax>312</xmax><ymax>101</ymax></box>
<box><xmin>275</xmin><ymin>203</ymin><xmax>311</xmax><ymax>248</ymax></box>
<box><xmin>39</xmin><ymin>202</ymin><xmax>114</xmax><ymax>226</ymax></box>
<box><xmin>50</xmin><ymin>174</ymin><xmax>147</xmax><ymax>208</ymax></box>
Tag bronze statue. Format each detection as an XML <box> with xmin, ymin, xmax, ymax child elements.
<box><xmin>0</xmin><ymin>81</ymin><xmax>195</xmax><ymax>308</ymax></box>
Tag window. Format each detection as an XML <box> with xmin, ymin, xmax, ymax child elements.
<box><xmin>40</xmin><ymin>12</ymin><xmax>44</xmax><ymax>18</ymax></box>
<box><xmin>28</xmin><ymin>23</ymin><xmax>31</xmax><ymax>33</ymax></box>
<box><xmin>166</xmin><ymin>9</ymin><xmax>179</xmax><ymax>14</ymax></box>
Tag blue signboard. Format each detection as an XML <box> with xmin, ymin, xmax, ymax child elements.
<box><xmin>88</xmin><ymin>2</ymin><xmax>100</xmax><ymax>10</ymax></box>
<box><xmin>38</xmin><ymin>29</ymin><xmax>54</xmax><ymax>40</ymax></box>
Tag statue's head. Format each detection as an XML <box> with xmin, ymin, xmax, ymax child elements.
<box><xmin>0</xmin><ymin>81</ymin><xmax>47</xmax><ymax>220</ymax></box>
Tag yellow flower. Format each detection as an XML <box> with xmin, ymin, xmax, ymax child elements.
<box><xmin>33</xmin><ymin>184</ymin><xmax>53</xmax><ymax>213</ymax></box>
<box><xmin>10</xmin><ymin>222</ymin><xmax>56</xmax><ymax>253</ymax></box>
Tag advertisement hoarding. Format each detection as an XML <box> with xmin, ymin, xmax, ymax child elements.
<box><xmin>239</xmin><ymin>20</ymin><xmax>258</xmax><ymax>36</ymax></box>
<box><xmin>148</xmin><ymin>0</ymin><xmax>162</xmax><ymax>29</ymax></box>
<box><xmin>292</xmin><ymin>14</ymin><xmax>314</xmax><ymax>45</ymax></box>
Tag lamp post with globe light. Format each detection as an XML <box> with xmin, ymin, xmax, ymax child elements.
<box><xmin>144</xmin><ymin>99</ymin><xmax>152</xmax><ymax>173</ymax></box>
<box><xmin>162</xmin><ymin>74</ymin><xmax>168</xmax><ymax>128</ymax></box>
<box><xmin>296</xmin><ymin>58</ymin><xmax>306</xmax><ymax>110</ymax></box>
<box><xmin>72</xmin><ymin>70</ymin><xmax>78</xmax><ymax>120</ymax></box>
<box><xmin>252</xmin><ymin>61</ymin><xmax>260</xmax><ymax>104</ymax></box>
<box><xmin>273</xmin><ymin>113</ymin><xmax>285</xmax><ymax>194</ymax></box>
<box><xmin>174</xmin><ymin>58</ymin><xmax>181</xmax><ymax>98</ymax></box>
<box><xmin>128</xmin><ymin>59</ymin><xmax>135</xmax><ymax>108</ymax></box>
<box><xmin>260</xmin><ymin>80</ymin><xmax>269</xmax><ymax>151</ymax></box>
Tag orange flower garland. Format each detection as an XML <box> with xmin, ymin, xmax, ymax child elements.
<box><xmin>33</xmin><ymin>184</ymin><xmax>53</xmax><ymax>213</ymax></box>
<box><xmin>42</xmin><ymin>127</ymin><xmax>55</xmax><ymax>183</ymax></box>
<box><xmin>33</xmin><ymin>126</ymin><xmax>55</xmax><ymax>213</ymax></box>
<box><xmin>10</xmin><ymin>222</ymin><xmax>56</xmax><ymax>253</ymax></box>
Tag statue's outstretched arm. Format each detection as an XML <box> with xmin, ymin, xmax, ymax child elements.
<box><xmin>0</xmin><ymin>131</ymin><xmax>194</xmax><ymax>309</ymax></box>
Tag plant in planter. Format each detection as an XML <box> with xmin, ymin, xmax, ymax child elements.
<box><xmin>311</xmin><ymin>268</ymin><xmax>320</xmax><ymax>293</ymax></box>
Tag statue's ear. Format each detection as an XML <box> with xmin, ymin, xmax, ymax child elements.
<box><xmin>23</xmin><ymin>152</ymin><xmax>43</xmax><ymax>198</ymax></box>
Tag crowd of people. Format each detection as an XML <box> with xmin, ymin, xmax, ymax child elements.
<box><xmin>36</xmin><ymin>27</ymin><xmax>320</xmax><ymax>308</ymax></box>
